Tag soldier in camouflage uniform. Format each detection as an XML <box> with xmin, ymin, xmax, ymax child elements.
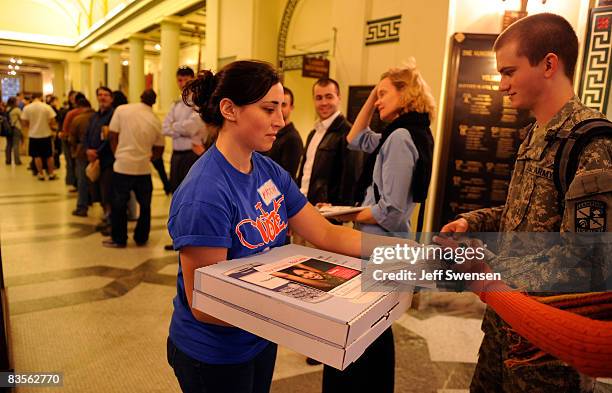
<box><xmin>441</xmin><ymin>13</ymin><xmax>612</xmax><ymax>393</ymax></box>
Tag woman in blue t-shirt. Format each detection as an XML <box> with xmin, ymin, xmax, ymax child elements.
<box><xmin>327</xmin><ymin>62</ymin><xmax>435</xmax><ymax>393</ymax></box>
<box><xmin>166</xmin><ymin>60</ymin><xmax>366</xmax><ymax>393</ymax></box>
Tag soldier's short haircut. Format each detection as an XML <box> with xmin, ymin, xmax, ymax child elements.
<box><xmin>494</xmin><ymin>13</ymin><xmax>578</xmax><ymax>80</ymax></box>
<box><xmin>313</xmin><ymin>77</ymin><xmax>340</xmax><ymax>96</ymax></box>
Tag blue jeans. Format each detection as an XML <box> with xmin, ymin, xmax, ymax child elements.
<box><xmin>166</xmin><ymin>337</ymin><xmax>277</xmax><ymax>393</ymax></box>
<box><xmin>4</xmin><ymin>130</ymin><xmax>21</xmax><ymax>165</ymax></box>
<box><xmin>110</xmin><ymin>172</ymin><xmax>152</xmax><ymax>245</ymax></box>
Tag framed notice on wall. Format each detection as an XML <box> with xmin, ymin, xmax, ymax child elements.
<box><xmin>432</xmin><ymin>33</ymin><xmax>533</xmax><ymax>229</ymax></box>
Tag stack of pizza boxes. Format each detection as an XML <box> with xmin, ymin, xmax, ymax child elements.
<box><xmin>193</xmin><ymin>244</ymin><xmax>413</xmax><ymax>370</ymax></box>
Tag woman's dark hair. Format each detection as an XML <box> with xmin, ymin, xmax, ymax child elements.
<box><xmin>75</xmin><ymin>93</ymin><xmax>91</xmax><ymax>108</ymax></box>
<box><xmin>112</xmin><ymin>91</ymin><xmax>128</xmax><ymax>108</ymax></box>
<box><xmin>182</xmin><ymin>60</ymin><xmax>280</xmax><ymax>128</ymax></box>
<box><xmin>7</xmin><ymin>97</ymin><xmax>17</xmax><ymax>107</ymax></box>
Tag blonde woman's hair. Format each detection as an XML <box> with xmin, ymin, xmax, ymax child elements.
<box><xmin>380</xmin><ymin>60</ymin><xmax>436</xmax><ymax>121</ymax></box>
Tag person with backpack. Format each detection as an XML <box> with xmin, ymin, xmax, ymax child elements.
<box><xmin>3</xmin><ymin>97</ymin><xmax>23</xmax><ymax>165</ymax></box>
<box><xmin>440</xmin><ymin>13</ymin><xmax>611</xmax><ymax>392</ymax></box>
<box><xmin>328</xmin><ymin>62</ymin><xmax>435</xmax><ymax>392</ymax></box>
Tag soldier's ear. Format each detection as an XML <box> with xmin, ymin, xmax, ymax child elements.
<box><xmin>542</xmin><ymin>53</ymin><xmax>559</xmax><ymax>78</ymax></box>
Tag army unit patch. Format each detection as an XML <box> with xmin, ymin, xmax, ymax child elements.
<box><xmin>575</xmin><ymin>200</ymin><xmax>607</xmax><ymax>232</ymax></box>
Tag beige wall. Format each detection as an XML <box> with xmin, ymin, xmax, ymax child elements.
<box><xmin>179</xmin><ymin>44</ymin><xmax>205</xmax><ymax>70</ymax></box>
<box><xmin>452</xmin><ymin>0</ymin><xmax>586</xmax><ymax>34</ymax></box>
<box><xmin>253</xmin><ymin>0</ymin><xmax>285</xmax><ymax>64</ymax></box>
<box><xmin>286</xmin><ymin>0</ymin><xmax>450</xmax><ymax>139</ymax></box>
<box><xmin>219</xmin><ymin>0</ymin><xmax>255</xmax><ymax>59</ymax></box>
<box><xmin>284</xmin><ymin>0</ymin><xmax>335</xmax><ymax>139</ymax></box>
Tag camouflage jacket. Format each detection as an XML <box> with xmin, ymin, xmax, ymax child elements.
<box><xmin>458</xmin><ymin>96</ymin><xmax>612</xmax><ymax>289</ymax></box>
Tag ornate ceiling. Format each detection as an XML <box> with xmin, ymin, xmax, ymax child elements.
<box><xmin>0</xmin><ymin>0</ymin><xmax>134</xmax><ymax>46</ymax></box>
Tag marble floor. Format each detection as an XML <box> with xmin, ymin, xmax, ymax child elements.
<box><xmin>0</xmin><ymin>150</ymin><xmax>487</xmax><ymax>393</ymax></box>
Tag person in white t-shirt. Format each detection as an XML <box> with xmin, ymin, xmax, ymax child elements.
<box><xmin>103</xmin><ymin>89</ymin><xmax>164</xmax><ymax>248</ymax></box>
<box><xmin>21</xmin><ymin>93</ymin><xmax>57</xmax><ymax>180</ymax></box>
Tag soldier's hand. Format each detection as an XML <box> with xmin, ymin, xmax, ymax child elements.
<box><xmin>440</xmin><ymin>218</ymin><xmax>469</xmax><ymax>233</ymax></box>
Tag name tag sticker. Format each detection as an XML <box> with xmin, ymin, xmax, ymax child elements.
<box><xmin>258</xmin><ymin>179</ymin><xmax>281</xmax><ymax>206</ymax></box>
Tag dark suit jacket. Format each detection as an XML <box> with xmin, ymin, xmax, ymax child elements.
<box><xmin>264</xmin><ymin>122</ymin><xmax>304</xmax><ymax>180</ymax></box>
<box><xmin>296</xmin><ymin>114</ymin><xmax>363</xmax><ymax>205</ymax></box>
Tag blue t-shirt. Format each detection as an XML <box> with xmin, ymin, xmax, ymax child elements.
<box><xmin>167</xmin><ymin>145</ymin><xmax>307</xmax><ymax>364</ymax></box>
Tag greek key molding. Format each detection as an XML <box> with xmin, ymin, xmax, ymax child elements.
<box><xmin>365</xmin><ymin>15</ymin><xmax>401</xmax><ymax>46</ymax></box>
<box><xmin>579</xmin><ymin>7</ymin><xmax>612</xmax><ymax>113</ymax></box>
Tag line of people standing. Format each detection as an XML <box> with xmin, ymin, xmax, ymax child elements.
<box><xmin>60</xmin><ymin>84</ymin><xmax>179</xmax><ymax>248</ymax></box>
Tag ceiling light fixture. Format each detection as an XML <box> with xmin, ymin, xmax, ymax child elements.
<box><xmin>16</xmin><ymin>59</ymin><xmax>22</xmax><ymax>64</ymax></box>
<box><xmin>14</xmin><ymin>65</ymin><xmax>19</xmax><ymax>70</ymax></box>
<box><xmin>154</xmin><ymin>43</ymin><xmax>161</xmax><ymax>51</ymax></box>
<box><xmin>9</xmin><ymin>58</ymin><xmax>15</xmax><ymax>63</ymax></box>
<box><xmin>122</xmin><ymin>60</ymin><xmax>129</xmax><ymax>66</ymax></box>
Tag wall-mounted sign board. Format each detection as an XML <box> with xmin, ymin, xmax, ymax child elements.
<box><xmin>433</xmin><ymin>33</ymin><xmax>533</xmax><ymax>229</ymax></box>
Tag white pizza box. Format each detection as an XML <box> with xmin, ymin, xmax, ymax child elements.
<box><xmin>193</xmin><ymin>244</ymin><xmax>413</xmax><ymax>370</ymax></box>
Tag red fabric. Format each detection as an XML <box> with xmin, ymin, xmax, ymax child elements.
<box><xmin>480</xmin><ymin>286</ymin><xmax>612</xmax><ymax>377</ymax></box>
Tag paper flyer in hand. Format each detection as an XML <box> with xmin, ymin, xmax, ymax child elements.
<box><xmin>317</xmin><ymin>205</ymin><xmax>367</xmax><ymax>218</ymax></box>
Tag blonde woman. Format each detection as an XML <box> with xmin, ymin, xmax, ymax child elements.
<box><xmin>327</xmin><ymin>63</ymin><xmax>436</xmax><ymax>392</ymax></box>
<box><xmin>344</xmin><ymin>62</ymin><xmax>435</xmax><ymax>235</ymax></box>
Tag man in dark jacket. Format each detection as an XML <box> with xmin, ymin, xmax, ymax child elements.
<box><xmin>296</xmin><ymin>78</ymin><xmax>362</xmax><ymax>206</ymax></box>
<box><xmin>84</xmin><ymin>87</ymin><xmax>115</xmax><ymax>233</ymax></box>
<box><xmin>264</xmin><ymin>86</ymin><xmax>303</xmax><ymax>180</ymax></box>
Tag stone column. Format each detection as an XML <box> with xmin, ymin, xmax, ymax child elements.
<box><xmin>66</xmin><ymin>61</ymin><xmax>81</xmax><ymax>93</ymax></box>
<box><xmin>160</xmin><ymin>17</ymin><xmax>182</xmax><ymax>113</ymax></box>
<box><xmin>80</xmin><ymin>61</ymin><xmax>91</xmax><ymax>104</ymax></box>
<box><xmin>107</xmin><ymin>46</ymin><xmax>122</xmax><ymax>91</ymax></box>
<box><xmin>128</xmin><ymin>35</ymin><xmax>145</xmax><ymax>103</ymax></box>
<box><xmin>205</xmin><ymin>0</ymin><xmax>219</xmax><ymax>71</ymax></box>
<box><xmin>51</xmin><ymin>62</ymin><xmax>65</xmax><ymax>101</ymax></box>
<box><xmin>91</xmin><ymin>54</ymin><xmax>105</xmax><ymax>90</ymax></box>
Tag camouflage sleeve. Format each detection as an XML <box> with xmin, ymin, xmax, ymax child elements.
<box><xmin>561</xmin><ymin>136</ymin><xmax>612</xmax><ymax>232</ymax></box>
<box><xmin>485</xmin><ymin>138</ymin><xmax>612</xmax><ymax>290</ymax></box>
<box><xmin>457</xmin><ymin>206</ymin><xmax>504</xmax><ymax>232</ymax></box>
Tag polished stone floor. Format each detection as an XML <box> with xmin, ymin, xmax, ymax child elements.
<box><xmin>0</xmin><ymin>150</ymin><xmax>487</xmax><ymax>393</ymax></box>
